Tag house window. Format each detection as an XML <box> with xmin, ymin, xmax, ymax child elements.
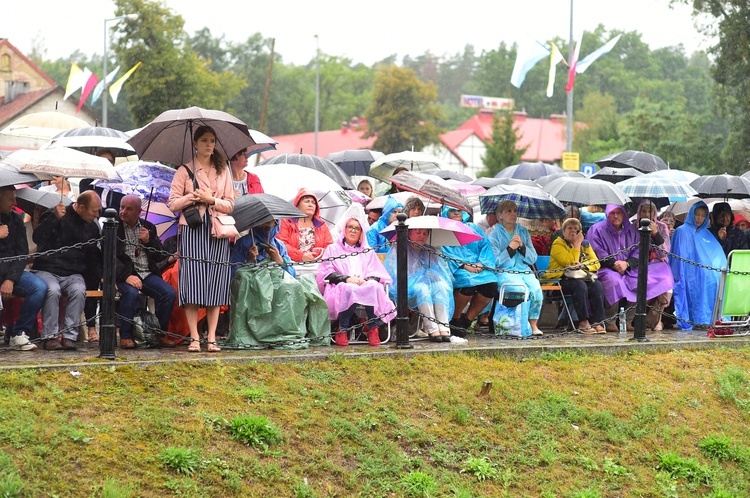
<box><xmin>0</xmin><ymin>54</ymin><xmax>10</xmax><ymax>72</ymax></box>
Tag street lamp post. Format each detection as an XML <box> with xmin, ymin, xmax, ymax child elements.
<box><xmin>314</xmin><ymin>34</ymin><xmax>320</xmax><ymax>156</ymax></box>
<box><xmin>103</xmin><ymin>14</ymin><xmax>137</xmax><ymax>128</ymax></box>
<box><xmin>566</xmin><ymin>0</ymin><xmax>574</xmax><ymax>152</ymax></box>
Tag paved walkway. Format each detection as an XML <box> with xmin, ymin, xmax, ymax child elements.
<box><xmin>2</xmin><ymin>326</ymin><xmax>748</xmax><ymax>370</ymax></box>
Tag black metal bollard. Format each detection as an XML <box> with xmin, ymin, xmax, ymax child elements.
<box><xmin>395</xmin><ymin>213</ymin><xmax>413</xmax><ymax>349</ymax></box>
<box><xmin>99</xmin><ymin>208</ymin><xmax>118</xmax><ymax>359</ymax></box>
<box><xmin>631</xmin><ymin>218</ymin><xmax>651</xmax><ymax>342</ymax></box>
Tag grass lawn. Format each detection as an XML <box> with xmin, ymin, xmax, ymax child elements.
<box><xmin>1</xmin><ymin>347</ymin><xmax>749</xmax><ymax>497</ymax></box>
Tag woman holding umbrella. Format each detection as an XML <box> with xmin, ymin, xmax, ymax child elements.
<box><xmin>168</xmin><ymin>125</ymin><xmax>235</xmax><ymax>352</ymax></box>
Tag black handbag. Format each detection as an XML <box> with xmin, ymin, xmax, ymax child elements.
<box><xmin>180</xmin><ymin>165</ymin><xmax>203</xmax><ymax>229</ymax></box>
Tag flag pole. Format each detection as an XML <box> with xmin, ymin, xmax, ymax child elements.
<box><xmin>566</xmin><ymin>0</ymin><xmax>574</xmax><ymax>152</ymax></box>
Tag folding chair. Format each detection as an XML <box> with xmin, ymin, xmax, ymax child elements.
<box><xmin>710</xmin><ymin>249</ymin><xmax>750</xmax><ymax>336</ymax></box>
<box><xmin>535</xmin><ymin>255</ymin><xmax>575</xmax><ymax>330</ymax></box>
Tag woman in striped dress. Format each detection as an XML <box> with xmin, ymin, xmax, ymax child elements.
<box><xmin>168</xmin><ymin>125</ymin><xmax>235</xmax><ymax>352</ymax></box>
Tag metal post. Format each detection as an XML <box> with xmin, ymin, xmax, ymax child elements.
<box><xmin>314</xmin><ymin>34</ymin><xmax>320</xmax><ymax>156</ymax></box>
<box><xmin>99</xmin><ymin>208</ymin><xmax>118</xmax><ymax>359</ymax></box>
<box><xmin>631</xmin><ymin>218</ymin><xmax>650</xmax><ymax>342</ymax></box>
<box><xmin>395</xmin><ymin>213</ymin><xmax>413</xmax><ymax>349</ymax></box>
<box><xmin>566</xmin><ymin>0</ymin><xmax>574</xmax><ymax>152</ymax></box>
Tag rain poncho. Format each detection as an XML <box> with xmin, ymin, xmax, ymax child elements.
<box><xmin>366</xmin><ymin>196</ymin><xmax>404</xmax><ymax>253</ymax></box>
<box><xmin>632</xmin><ymin>199</ymin><xmax>670</xmax><ymax>261</ymax></box>
<box><xmin>228</xmin><ymin>222</ymin><xmax>330</xmax><ymax>349</ymax></box>
<box><xmin>230</xmin><ymin>223</ymin><xmax>296</xmax><ymax>277</ymax></box>
<box><xmin>488</xmin><ymin>221</ymin><xmax>543</xmax><ymax>321</ymax></box>
<box><xmin>670</xmin><ymin>201</ymin><xmax>727</xmax><ymax>330</ymax></box>
<box><xmin>587</xmin><ymin>204</ymin><xmax>674</xmax><ymax>306</ymax></box>
<box><xmin>439</xmin><ymin>206</ymin><xmax>497</xmax><ymax>289</ymax></box>
<box><xmin>317</xmin><ymin>206</ymin><xmax>395</xmax><ymax>324</ymax></box>
<box><xmin>384</xmin><ymin>239</ymin><xmax>454</xmax><ymax>318</ymax></box>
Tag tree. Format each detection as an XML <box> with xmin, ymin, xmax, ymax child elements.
<box><xmin>480</xmin><ymin>112</ymin><xmax>527</xmax><ymax>177</ymax></box>
<box><xmin>364</xmin><ymin>65</ymin><xmax>445</xmax><ymax>153</ymax></box>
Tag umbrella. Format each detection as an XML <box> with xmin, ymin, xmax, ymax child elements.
<box><xmin>15</xmin><ymin>187</ymin><xmax>73</xmax><ymax>214</ymax></box>
<box><xmin>0</xmin><ymin>111</ymin><xmax>90</xmax><ymax>143</ymax></box>
<box><xmin>590</xmin><ymin>166</ymin><xmax>644</xmax><ymax>183</ymax></box>
<box><xmin>690</xmin><ymin>174</ymin><xmax>750</xmax><ymax>199</ymax></box>
<box><xmin>494</xmin><ymin>161</ymin><xmax>563</xmax><ymax>180</ymax></box>
<box><xmin>388</xmin><ymin>171</ymin><xmax>473</xmax><ymax>213</ymax></box>
<box><xmin>368</xmin><ymin>151</ymin><xmax>443</xmax><ymax>181</ymax></box>
<box><xmin>2</xmin><ymin>147</ymin><xmax>118</xmax><ymax>180</ymax></box>
<box><xmin>668</xmin><ymin>197</ymin><xmax>750</xmax><ymax>217</ymax></box>
<box><xmin>41</xmin><ymin>126</ymin><xmax>136</xmax><ymax>157</ymax></box>
<box><xmin>248</xmin><ymin>130</ymin><xmax>278</xmax><ymax>156</ymax></box>
<box><xmin>251</xmin><ymin>163</ymin><xmax>352</xmax><ymax>225</ymax></box>
<box><xmin>649</xmin><ymin>168</ymin><xmax>700</xmax><ymax>184</ymax></box>
<box><xmin>379</xmin><ymin>215</ymin><xmax>483</xmax><ymax>246</ymax></box>
<box><xmin>534</xmin><ymin>171</ymin><xmax>586</xmax><ymax>186</ymax></box>
<box><xmin>0</xmin><ymin>163</ymin><xmax>45</xmax><ymax>188</ymax></box>
<box><xmin>471</xmin><ymin>177</ymin><xmax>538</xmax><ymax>188</ymax></box>
<box><xmin>365</xmin><ymin>191</ymin><xmax>432</xmax><ymax>211</ymax></box>
<box><xmin>594</xmin><ymin>150</ymin><xmax>668</xmax><ymax>173</ymax></box>
<box><xmin>326</xmin><ymin>149</ymin><xmax>384</xmax><ymax>176</ymax></box>
<box><xmin>127</xmin><ymin>106</ymin><xmax>256</xmax><ymax>166</ymax></box>
<box><xmin>617</xmin><ymin>176</ymin><xmax>697</xmax><ymax>202</ymax></box>
<box><xmin>259</xmin><ymin>153</ymin><xmax>355</xmax><ymax>189</ymax></box>
<box><xmin>478</xmin><ymin>184</ymin><xmax>567</xmax><ymax>219</ymax></box>
<box><xmin>542</xmin><ymin>177</ymin><xmax>631</xmax><ymax>207</ymax></box>
<box><xmin>92</xmin><ymin>161</ymin><xmax>176</xmax><ymax>204</ymax></box>
<box><xmin>142</xmin><ymin>200</ymin><xmax>178</xmax><ymax>242</ymax></box>
<box><xmin>445</xmin><ymin>180</ymin><xmax>485</xmax><ymax>196</ymax></box>
<box><xmin>422</xmin><ymin>169</ymin><xmax>473</xmax><ymax>182</ymax></box>
<box><xmin>231</xmin><ymin>193</ymin><xmax>306</xmax><ymax>232</ymax></box>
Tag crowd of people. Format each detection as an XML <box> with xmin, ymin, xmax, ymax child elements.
<box><xmin>1</xmin><ymin>126</ymin><xmax>738</xmax><ymax>353</ymax></box>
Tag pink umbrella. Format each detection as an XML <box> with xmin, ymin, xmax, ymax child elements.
<box><xmin>379</xmin><ymin>215</ymin><xmax>482</xmax><ymax>246</ymax></box>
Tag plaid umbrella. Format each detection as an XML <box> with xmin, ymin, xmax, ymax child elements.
<box><xmin>617</xmin><ymin>176</ymin><xmax>697</xmax><ymax>202</ymax></box>
<box><xmin>478</xmin><ymin>184</ymin><xmax>567</xmax><ymax>219</ymax></box>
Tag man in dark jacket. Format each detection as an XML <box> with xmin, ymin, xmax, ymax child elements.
<box><xmin>115</xmin><ymin>195</ymin><xmax>175</xmax><ymax>349</ymax></box>
<box><xmin>0</xmin><ymin>186</ymin><xmax>47</xmax><ymax>351</ymax></box>
<box><xmin>709</xmin><ymin>202</ymin><xmax>749</xmax><ymax>257</ymax></box>
<box><xmin>32</xmin><ymin>191</ymin><xmax>102</xmax><ymax>350</ymax></box>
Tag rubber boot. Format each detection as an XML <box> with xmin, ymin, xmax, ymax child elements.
<box><xmin>365</xmin><ymin>324</ymin><xmax>381</xmax><ymax>346</ymax></box>
<box><xmin>333</xmin><ymin>329</ymin><xmax>349</xmax><ymax>346</ymax></box>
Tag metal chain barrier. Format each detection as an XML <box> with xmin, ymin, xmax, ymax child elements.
<box><xmin>659</xmin><ymin>246</ymin><xmax>750</xmax><ymax>275</ymax></box>
<box><xmin>0</xmin><ymin>237</ymin><xmax>103</xmax><ymax>265</ymax></box>
<box><xmin>0</xmin><ymin>313</ymin><xmax>101</xmax><ymax>353</ymax></box>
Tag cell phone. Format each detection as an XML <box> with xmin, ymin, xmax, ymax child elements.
<box><xmin>257</xmin><ymin>242</ymin><xmax>270</xmax><ymax>249</ymax></box>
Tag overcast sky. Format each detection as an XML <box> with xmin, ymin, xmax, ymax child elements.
<box><xmin>7</xmin><ymin>0</ymin><xmax>710</xmax><ymax>67</ymax></box>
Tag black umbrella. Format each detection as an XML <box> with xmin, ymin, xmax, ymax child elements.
<box><xmin>326</xmin><ymin>149</ymin><xmax>383</xmax><ymax>176</ymax></box>
<box><xmin>15</xmin><ymin>187</ymin><xmax>72</xmax><ymax>214</ymax></box>
<box><xmin>260</xmin><ymin>153</ymin><xmax>355</xmax><ymax>190</ymax></box>
<box><xmin>231</xmin><ymin>193</ymin><xmax>306</xmax><ymax>232</ymax></box>
<box><xmin>690</xmin><ymin>174</ymin><xmax>750</xmax><ymax>199</ymax></box>
<box><xmin>421</xmin><ymin>169</ymin><xmax>473</xmax><ymax>182</ymax></box>
<box><xmin>494</xmin><ymin>161</ymin><xmax>563</xmax><ymax>180</ymax></box>
<box><xmin>594</xmin><ymin>150</ymin><xmax>668</xmax><ymax>173</ymax></box>
<box><xmin>534</xmin><ymin>171</ymin><xmax>586</xmax><ymax>186</ymax></box>
<box><xmin>590</xmin><ymin>166</ymin><xmax>644</xmax><ymax>183</ymax></box>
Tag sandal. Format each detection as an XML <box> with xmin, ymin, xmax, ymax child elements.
<box><xmin>187</xmin><ymin>340</ymin><xmax>201</xmax><ymax>352</ymax></box>
<box><xmin>207</xmin><ymin>343</ymin><xmax>222</xmax><ymax>353</ymax></box>
<box><xmin>579</xmin><ymin>326</ymin><xmax>597</xmax><ymax>335</ymax></box>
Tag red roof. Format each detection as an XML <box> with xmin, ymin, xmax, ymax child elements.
<box><xmin>262</xmin><ymin>125</ymin><xmax>377</xmax><ymax>160</ymax></box>
<box><xmin>457</xmin><ymin>111</ymin><xmax>571</xmax><ymax>163</ymax></box>
<box><xmin>0</xmin><ymin>88</ymin><xmax>57</xmax><ymax>126</ymax></box>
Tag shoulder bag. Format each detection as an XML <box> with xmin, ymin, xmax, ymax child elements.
<box><xmin>180</xmin><ymin>165</ymin><xmax>204</xmax><ymax>229</ymax></box>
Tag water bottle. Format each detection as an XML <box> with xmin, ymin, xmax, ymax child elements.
<box><xmin>618</xmin><ymin>307</ymin><xmax>627</xmax><ymax>335</ymax></box>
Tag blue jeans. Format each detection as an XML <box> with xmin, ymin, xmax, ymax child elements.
<box><xmin>9</xmin><ymin>271</ymin><xmax>48</xmax><ymax>335</ymax></box>
<box><xmin>117</xmin><ymin>274</ymin><xmax>176</xmax><ymax>339</ymax></box>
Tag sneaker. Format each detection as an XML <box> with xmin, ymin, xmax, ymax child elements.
<box><xmin>10</xmin><ymin>332</ymin><xmax>37</xmax><ymax>351</ymax></box>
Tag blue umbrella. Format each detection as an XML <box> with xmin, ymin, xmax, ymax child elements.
<box><xmin>479</xmin><ymin>184</ymin><xmax>567</xmax><ymax>219</ymax></box>
<box><xmin>93</xmin><ymin>161</ymin><xmax>175</xmax><ymax>203</ymax></box>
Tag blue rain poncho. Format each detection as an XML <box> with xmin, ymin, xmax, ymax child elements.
<box><xmin>488</xmin><ymin>221</ymin><xmax>543</xmax><ymax>320</ymax></box>
<box><xmin>669</xmin><ymin>201</ymin><xmax>727</xmax><ymax>330</ymax></box>
<box><xmin>384</xmin><ymin>240</ymin><xmax>454</xmax><ymax>317</ymax></box>
<box><xmin>366</xmin><ymin>196</ymin><xmax>404</xmax><ymax>253</ymax></box>
<box><xmin>230</xmin><ymin>223</ymin><xmax>296</xmax><ymax>277</ymax></box>
<box><xmin>439</xmin><ymin>207</ymin><xmax>497</xmax><ymax>289</ymax></box>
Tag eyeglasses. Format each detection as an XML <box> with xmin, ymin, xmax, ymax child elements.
<box><xmin>345</xmin><ymin>225</ymin><xmax>362</xmax><ymax>232</ymax></box>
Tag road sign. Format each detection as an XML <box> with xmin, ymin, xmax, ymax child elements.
<box><xmin>581</xmin><ymin>163</ymin><xmax>596</xmax><ymax>176</ymax></box>
<box><xmin>562</xmin><ymin>152</ymin><xmax>580</xmax><ymax>171</ymax></box>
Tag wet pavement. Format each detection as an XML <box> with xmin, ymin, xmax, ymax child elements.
<box><xmin>1</xmin><ymin>325</ymin><xmax>748</xmax><ymax>371</ymax></box>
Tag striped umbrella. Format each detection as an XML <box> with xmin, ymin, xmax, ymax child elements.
<box><xmin>478</xmin><ymin>184</ymin><xmax>567</xmax><ymax>219</ymax></box>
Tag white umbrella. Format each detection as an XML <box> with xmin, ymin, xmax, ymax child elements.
<box><xmin>368</xmin><ymin>151</ymin><xmax>444</xmax><ymax>181</ymax></box>
<box><xmin>3</xmin><ymin>147</ymin><xmax>120</xmax><ymax>180</ymax></box>
<box><xmin>365</xmin><ymin>191</ymin><xmax>433</xmax><ymax>211</ymax></box>
<box><xmin>379</xmin><ymin>215</ymin><xmax>483</xmax><ymax>246</ymax></box>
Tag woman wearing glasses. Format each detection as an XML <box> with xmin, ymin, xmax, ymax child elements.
<box><xmin>317</xmin><ymin>205</ymin><xmax>394</xmax><ymax>347</ymax></box>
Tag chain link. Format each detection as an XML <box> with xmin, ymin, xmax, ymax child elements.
<box><xmin>0</xmin><ymin>313</ymin><xmax>101</xmax><ymax>353</ymax></box>
<box><xmin>658</xmin><ymin>246</ymin><xmax>750</xmax><ymax>275</ymax></box>
<box><xmin>0</xmin><ymin>237</ymin><xmax>103</xmax><ymax>265</ymax></box>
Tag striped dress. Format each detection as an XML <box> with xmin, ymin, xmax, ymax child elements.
<box><xmin>178</xmin><ymin>212</ymin><xmax>231</xmax><ymax>306</ymax></box>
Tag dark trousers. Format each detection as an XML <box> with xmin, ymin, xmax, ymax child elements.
<box><xmin>117</xmin><ymin>274</ymin><xmax>176</xmax><ymax>339</ymax></box>
<box><xmin>339</xmin><ymin>304</ymin><xmax>375</xmax><ymax>330</ymax></box>
<box><xmin>560</xmin><ymin>278</ymin><xmax>605</xmax><ymax>323</ymax></box>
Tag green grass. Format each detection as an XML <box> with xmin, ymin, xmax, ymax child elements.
<box><xmin>1</xmin><ymin>348</ymin><xmax>750</xmax><ymax>496</ymax></box>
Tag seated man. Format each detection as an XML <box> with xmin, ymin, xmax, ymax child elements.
<box><xmin>0</xmin><ymin>186</ymin><xmax>47</xmax><ymax>351</ymax></box>
<box><xmin>115</xmin><ymin>195</ymin><xmax>176</xmax><ymax>349</ymax></box>
<box><xmin>32</xmin><ymin>191</ymin><xmax>102</xmax><ymax>350</ymax></box>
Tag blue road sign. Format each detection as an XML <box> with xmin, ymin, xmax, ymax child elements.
<box><xmin>581</xmin><ymin>163</ymin><xmax>596</xmax><ymax>176</ymax></box>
